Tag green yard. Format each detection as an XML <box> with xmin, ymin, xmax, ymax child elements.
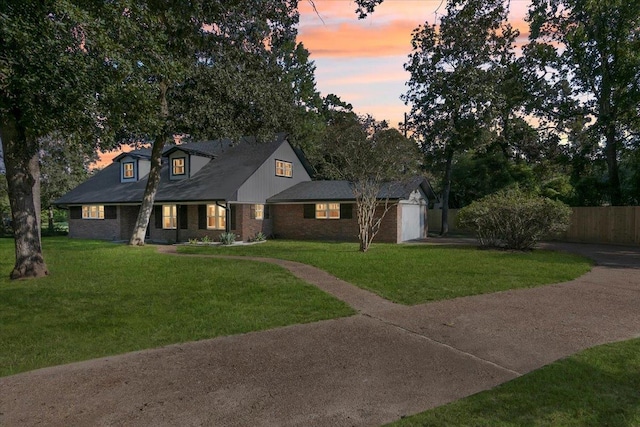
<box><xmin>2</xmin><ymin>237</ymin><xmax>632</xmax><ymax>426</ymax></box>
<box><xmin>0</xmin><ymin>238</ymin><xmax>354</xmax><ymax>376</ymax></box>
<box><xmin>391</xmin><ymin>338</ymin><xmax>640</xmax><ymax>426</ymax></box>
<box><xmin>0</xmin><ymin>238</ymin><xmax>592</xmax><ymax>377</ymax></box>
<box><xmin>179</xmin><ymin>240</ymin><xmax>592</xmax><ymax>304</ymax></box>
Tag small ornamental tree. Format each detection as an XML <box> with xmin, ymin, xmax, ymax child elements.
<box><xmin>457</xmin><ymin>188</ymin><xmax>571</xmax><ymax>250</ymax></box>
<box><xmin>322</xmin><ymin>114</ymin><xmax>421</xmax><ymax>252</ymax></box>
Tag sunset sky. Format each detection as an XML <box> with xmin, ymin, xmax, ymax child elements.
<box><xmin>97</xmin><ymin>1</ymin><xmax>532</xmax><ymax>166</ymax></box>
<box><xmin>297</xmin><ymin>0</ymin><xmax>531</xmax><ymax>127</ymax></box>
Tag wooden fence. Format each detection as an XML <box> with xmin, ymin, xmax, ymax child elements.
<box><xmin>428</xmin><ymin>207</ymin><xmax>640</xmax><ymax>246</ymax></box>
<box><xmin>563</xmin><ymin>206</ymin><xmax>640</xmax><ymax>245</ymax></box>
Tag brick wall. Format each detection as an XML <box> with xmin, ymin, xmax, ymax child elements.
<box><xmin>234</xmin><ymin>204</ymin><xmax>273</xmax><ymax>241</ymax></box>
<box><xmin>145</xmin><ymin>203</ymin><xmax>271</xmax><ymax>243</ymax></box>
<box><xmin>119</xmin><ymin>206</ymin><xmax>139</xmax><ymax>240</ymax></box>
<box><xmin>271</xmin><ymin>203</ymin><xmax>400</xmax><ymax>243</ymax></box>
<box><xmin>68</xmin><ymin>209</ymin><xmax>121</xmax><ymax>240</ymax></box>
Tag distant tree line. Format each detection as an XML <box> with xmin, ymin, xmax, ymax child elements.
<box><xmin>358</xmin><ymin>0</ymin><xmax>640</xmax><ymax>233</ymax></box>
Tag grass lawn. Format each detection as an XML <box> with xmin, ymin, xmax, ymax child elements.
<box><xmin>178</xmin><ymin>241</ymin><xmax>592</xmax><ymax>305</ymax></box>
<box><xmin>0</xmin><ymin>238</ymin><xmax>354</xmax><ymax>377</ymax></box>
<box><xmin>390</xmin><ymin>338</ymin><xmax>640</xmax><ymax>426</ymax></box>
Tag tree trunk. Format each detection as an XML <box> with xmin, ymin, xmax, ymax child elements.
<box><xmin>440</xmin><ymin>146</ymin><xmax>454</xmax><ymax>236</ymax></box>
<box><xmin>0</xmin><ymin>113</ymin><xmax>49</xmax><ymax>279</ymax></box>
<box><xmin>48</xmin><ymin>205</ymin><xmax>55</xmax><ymax>233</ymax></box>
<box><xmin>129</xmin><ymin>80</ymin><xmax>170</xmax><ymax>245</ymax></box>
<box><xmin>604</xmin><ymin>123</ymin><xmax>622</xmax><ymax>206</ymax></box>
<box><xmin>129</xmin><ymin>133</ymin><xmax>168</xmax><ymax>245</ymax></box>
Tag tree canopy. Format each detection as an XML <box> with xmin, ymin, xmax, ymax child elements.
<box><xmin>527</xmin><ymin>0</ymin><xmax>640</xmax><ymax>206</ymax></box>
<box><xmin>403</xmin><ymin>0</ymin><xmax>518</xmax><ymax>234</ymax></box>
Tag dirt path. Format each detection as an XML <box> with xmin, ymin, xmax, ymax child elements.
<box><xmin>1</xmin><ymin>241</ymin><xmax>639</xmax><ymax>426</ymax></box>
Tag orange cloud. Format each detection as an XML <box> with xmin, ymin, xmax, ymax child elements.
<box><xmin>300</xmin><ymin>20</ymin><xmax>420</xmax><ymax>58</ymax></box>
<box><xmin>92</xmin><ymin>146</ymin><xmax>133</xmax><ymax>170</ymax></box>
<box><xmin>299</xmin><ymin>6</ymin><xmax>532</xmax><ymax>59</ymax></box>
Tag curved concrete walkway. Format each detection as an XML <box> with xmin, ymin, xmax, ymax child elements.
<box><xmin>1</xmin><ymin>241</ymin><xmax>639</xmax><ymax>426</ymax></box>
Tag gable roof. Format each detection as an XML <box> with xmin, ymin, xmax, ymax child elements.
<box><xmin>55</xmin><ymin>134</ymin><xmax>301</xmax><ymax>205</ymax></box>
<box><xmin>112</xmin><ymin>149</ymin><xmax>152</xmax><ymax>162</ymax></box>
<box><xmin>163</xmin><ymin>139</ymin><xmax>233</xmax><ymax>159</ymax></box>
<box><xmin>267</xmin><ymin>176</ymin><xmax>437</xmax><ymax>203</ymax></box>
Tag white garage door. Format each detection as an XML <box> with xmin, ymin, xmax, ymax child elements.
<box><xmin>401</xmin><ymin>203</ymin><xmax>426</xmax><ymax>241</ymax></box>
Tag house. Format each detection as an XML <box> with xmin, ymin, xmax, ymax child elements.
<box><xmin>55</xmin><ymin>134</ymin><xmax>436</xmax><ymax>243</ymax></box>
<box><xmin>267</xmin><ymin>178</ymin><xmax>435</xmax><ymax>242</ymax></box>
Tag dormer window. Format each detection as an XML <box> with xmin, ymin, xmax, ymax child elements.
<box><xmin>275</xmin><ymin>160</ymin><xmax>292</xmax><ymax>177</ymax></box>
<box><xmin>123</xmin><ymin>162</ymin><xmax>135</xmax><ymax>179</ymax></box>
<box><xmin>172</xmin><ymin>158</ymin><xmax>186</xmax><ymax>176</ymax></box>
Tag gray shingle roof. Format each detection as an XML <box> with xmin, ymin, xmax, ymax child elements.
<box><xmin>267</xmin><ymin>176</ymin><xmax>436</xmax><ymax>203</ymax></box>
<box><xmin>163</xmin><ymin>139</ymin><xmax>233</xmax><ymax>158</ymax></box>
<box><xmin>55</xmin><ymin>134</ymin><xmax>292</xmax><ymax>205</ymax></box>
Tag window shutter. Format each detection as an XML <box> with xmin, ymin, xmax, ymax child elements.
<box><xmin>198</xmin><ymin>205</ymin><xmax>207</xmax><ymax>229</ymax></box>
<box><xmin>104</xmin><ymin>206</ymin><xmax>117</xmax><ymax>219</ymax></box>
<box><xmin>303</xmin><ymin>204</ymin><xmax>315</xmax><ymax>219</ymax></box>
<box><xmin>264</xmin><ymin>205</ymin><xmax>270</xmax><ymax>220</ymax></box>
<box><xmin>230</xmin><ymin>205</ymin><xmax>237</xmax><ymax>230</ymax></box>
<box><xmin>69</xmin><ymin>206</ymin><xmax>81</xmax><ymax>219</ymax></box>
<box><xmin>250</xmin><ymin>204</ymin><xmax>256</xmax><ymax>219</ymax></box>
<box><xmin>154</xmin><ymin>206</ymin><xmax>162</xmax><ymax>229</ymax></box>
<box><xmin>179</xmin><ymin>205</ymin><xmax>188</xmax><ymax>229</ymax></box>
<box><xmin>340</xmin><ymin>203</ymin><xmax>353</xmax><ymax>219</ymax></box>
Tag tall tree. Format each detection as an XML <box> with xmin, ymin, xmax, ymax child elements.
<box><xmin>39</xmin><ymin>135</ymin><xmax>95</xmax><ymax>232</ymax></box>
<box><xmin>403</xmin><ymin>0</ymin><xmax>518</xmax><ymax>235</ymax></box>
<box><xmin>322</xmin><ymin>114</ymin><xmax>421</xmax><ymax>252</ymax></box>
<box><xmin>0</xmin><ymin>1</ymin><xmax>118</xmax><ymax>278</ymax></box>
<box><xmin>123</xmin><ymin>0</ymin><xmax>307</xmax><ymax>245</ymax></box>
<box><xmin>527</xmin><ymin>0</ymin><xmax>640</xmax><ymax>205</ymax></box>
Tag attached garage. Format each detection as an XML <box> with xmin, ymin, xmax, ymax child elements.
<box><xmin>400</xmin><ymin>201</ymin><xmax>427</xmax><ymax>241</ymax></box>
<box><xmin>268</xmin><ymin>177</ymin><xmax>436</xmax><ymax>243</ymax></box>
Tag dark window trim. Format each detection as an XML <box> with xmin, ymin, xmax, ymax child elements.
<box><xmin>162</xmin><ymin>204</ymin><xmax>177</xmax><ymax>229</ymax></box>
<box><xmin>274</xmin><ymin>159</ymin><xmax>293</xmax><ymax>178</ymax></box>
<box><xmin>315</xmin><ymin>202</ymin><xmax>341</xmax><ymax>220</ymax></box>
<box><xmin>171</xmin><ymin>156</ymin><xmax>187</xmax><ymax>177</ymax></box>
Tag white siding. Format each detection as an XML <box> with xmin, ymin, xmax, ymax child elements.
<box><xmin>236</xmin><ymin>142</ymin><xmax>311</xmax><ymax>202</ymax></box>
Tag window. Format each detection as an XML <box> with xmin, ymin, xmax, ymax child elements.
<box><xmin>123</xmin><ymin>162</ymin><xmax>135</xmax><ymax>179</ymax></box>
<box><xmin>82</xmin><ymin>205</ymin><xmax>104</xmax><ymax>219</ymax></box>
<box><xmin>172</xmin><ymin>158</ymin><xmax>185</xmax><ymax>176</ymax></box>
<box><xmin>254</xmin><ymin>204</ymin><xmax>264</xmax><ymax>220</ymax></box>
<box><xmin>207</xmin><ymin>204</ymin><xmax>226</xmax><ymax>230</ymax></box>
<box><xmin>275</xmin><ymin>160</ymin><xmax>292</xmax><ymax>177</ymax></box>
<box><xmin>163</xmin><ymin>205</ymin><xmax>177</xmax><ymax>229</ymax></box>
<box><xmin>316</xmin><ymin>203</ymin><xmax>340</xmax><ymax>219</ymax></box>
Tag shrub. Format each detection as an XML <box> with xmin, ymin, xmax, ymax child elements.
<box><xmin>219</xmin><ymin>232</ymin><xmax>236</xmax><ymax>245</ymax></box>
<box><xmin>252</xmin><ymin>231</ymin><xmax>267</xmax><ymax>242</ymax></box>
<box><xmin>457</xmin><ymin>188</ymin><xmax>572</xmax><ymax>250</ymax></box>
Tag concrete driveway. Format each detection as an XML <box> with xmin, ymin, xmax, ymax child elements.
<box><xmin>1</xmin><ymin>241</ymin><xmax>639</xmax><ymax>426</ymax></box>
